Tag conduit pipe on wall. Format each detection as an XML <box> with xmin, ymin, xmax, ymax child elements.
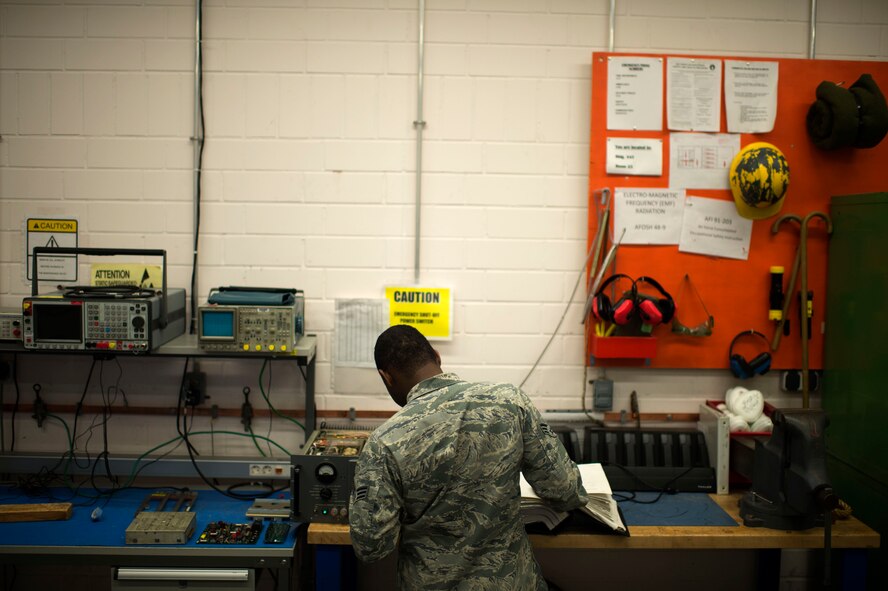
<box><xmin>413</xmin><ymin>0</ymin><xmax>427</xmax><ymax>284</ymax></box>
<box><xmin>192</xmin><ymin>0</ymin><xmax>204</xmax><ymax>325</ymax></box>
<box><xmin>608</xmin><ymin>0</ymin><xmax>616</xmax><ymax>52</ymax></box>
<box><xmin>808</xmin><ymin>0</ymin><xmax>818</xmax><ymax>58</ymax></box>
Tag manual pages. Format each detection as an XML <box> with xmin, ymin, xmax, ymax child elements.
<box><xmin>519</xmin><ymin>462</ymin><xmax>628</xmax><ymax>535</ymax></box>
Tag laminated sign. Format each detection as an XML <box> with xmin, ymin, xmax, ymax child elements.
<box><xmin>25</xmin><ymin>218</ymin><xmax>78</xmax><ymax>282</ymax></box>
<box><xmin>385</xmin><ymin>286</ymin><xmax>452</xmax><ymax>340</ymax></box>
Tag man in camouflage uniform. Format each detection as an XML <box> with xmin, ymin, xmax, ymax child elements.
<box><xmin>350</xmin><ymin>325</ymin><xmax>588</xmax><ymax>590</ymax></box>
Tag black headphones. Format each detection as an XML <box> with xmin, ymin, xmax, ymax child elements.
<box><xmin>729</xmin><ymin>330</ymin><xmax>772</xmax><ymax>379</ymax></box>
<box><xmin>634</xmin><ymin>276</ymin><xmax>676</xmax><ymax>326</ymax></box>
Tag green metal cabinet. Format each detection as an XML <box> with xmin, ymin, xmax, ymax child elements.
<box><xmin>825</xmin><ymin>192</ymin><xmax>888</xmax><ymax>590</ymax></box>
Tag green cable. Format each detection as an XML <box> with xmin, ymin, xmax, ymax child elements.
<box><xmin>258</xmin><ymin>359</ymin><xmax>306</xmax><ymax>433</ymax></box>
<box><xmin>248</xmin><ymin>426</ymin><xmax>267</xmax><ymax>457</ymax></box>
<box><xmin>45</xmin><ymin>413</ymin><xmax>74</xmax><ymax>453</ymax></box>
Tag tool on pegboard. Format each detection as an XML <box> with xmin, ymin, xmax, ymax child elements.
<box><xmin>769</xmin><ymin>266</ymin><xmax>785</xmax><ymax>323</ymax></box>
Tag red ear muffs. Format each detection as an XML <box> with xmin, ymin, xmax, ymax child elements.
<box><xmin>592</xmin><ymin>274</ymin><xmax>636</xmax><ymax>325</ymax></box>
<box><xmin>634</xmin><ymin>276</ymin><xmax>676</xmax><ymax>326</ymax></box>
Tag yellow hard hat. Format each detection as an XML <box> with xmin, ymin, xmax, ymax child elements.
<box><xmin>729</xmin><ymin>142</ymin><xmax>790</xmax><ymax>220</ymax></box>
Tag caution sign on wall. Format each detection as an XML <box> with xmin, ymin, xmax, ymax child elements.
<box><xmin>385</xmin><ymin>286</ymin><xmax>452</xmax><ymax>340</ymax></box>
<box><xmin>25</xmin><ymin>218</ymin><xmax>79</xmax><ymax>282</ymax></box>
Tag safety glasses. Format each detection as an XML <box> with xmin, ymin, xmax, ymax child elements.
<box><xmin>671</xmin><ymin>315</ymin><xmax>714</xmax><ymax>337</ymax></box>
<box><xmin>671</xmin><ymin>274</ymin><xmax>714</xmax><ymax>337</ymax></box>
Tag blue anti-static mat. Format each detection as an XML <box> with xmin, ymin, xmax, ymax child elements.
<box><xmin>615</xmin><ymin>492</ymin><xmax>738</xmax><ymax>527</ymax></box>
<box><xmin>0</xmin><ymin>487</ymin><xmax>299</xmax><ymax>548</ymax></box>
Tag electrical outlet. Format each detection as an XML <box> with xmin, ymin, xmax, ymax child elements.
<box><xmin>780</xmin><ymin>370</ymin><xmax>822</xmax><ymax>393</ymax></box>
<box><xmin>249</xmin><ymin>463</ymin><xmax>288</xmax><ymax>478</ymax></box>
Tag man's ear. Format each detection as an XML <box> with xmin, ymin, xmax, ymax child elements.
<box><xmin>433</xmin><ymin>349</ymin><xmax>441</xmax><ymax>367</ymax></box>
<box><xmin>378</xmin><ymin>369</ymin><xmax>393</xmax><ymax>387</ymax></box>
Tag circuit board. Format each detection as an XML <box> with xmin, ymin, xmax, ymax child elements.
<box><xmin>125</xmin><ymin>511</ymin><xmax>196</xmax><ymax>545</ymax></box>
<box><xmin>196</xmin><ymin>520</ymin><xmax>262</xmax><ymax>544</ymax></box>
<box><xmin>263</xmin><ymin>521</ymin><xmax>291</xmax><ymax>544</ymax></box>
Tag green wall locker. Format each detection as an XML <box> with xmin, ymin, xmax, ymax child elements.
<box><xmin>825</xmin><ymin>192</ymin><xmax>888</xmax><ymax>590</ymax></box>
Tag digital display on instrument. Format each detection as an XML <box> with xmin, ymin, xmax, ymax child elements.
<box><xmin>199</xmin><ymin>309</ymin><xmax>235</xmax><ymax>340</ymax></box>
<box><xmin>32</xmin><ymin>303</ymin><xmax>82</xmax><ymax>342</ymax></box>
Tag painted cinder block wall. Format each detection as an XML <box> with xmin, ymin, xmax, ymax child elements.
<box><xmin>1</xmin><ymin>0</ymin><xmax>886</xmax><ymax>457</ymax></box>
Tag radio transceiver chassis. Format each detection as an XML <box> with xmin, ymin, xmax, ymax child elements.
<box><xmin>22</xmin><ymin>288</ymin><xmax>185</xmax><ymax>352</ymax></box>
<box><xmin>24</xmin><ymin>247</ymin><xmax>185</xmax><ymax>352</ymax></box>
<box><xmin>291</xmin><ymin>429</ymin><xmax>369</xmax><ymax>524</ymax></box>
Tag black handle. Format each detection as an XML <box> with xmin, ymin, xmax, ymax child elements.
<box><xmin>290</xmin><ymin>465</ymin><xmax>301</xmax><ymax>517</ymax></box>
<box><xmin>31</xmin><ymin>247</ymin><xmax>169</xmax><ymax>328</ymax></box>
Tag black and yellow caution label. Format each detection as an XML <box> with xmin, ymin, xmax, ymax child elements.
<box><xmin>28</xmin><ymin>219</ymin><xmax>77</xmax><ymax>232</ymax></box>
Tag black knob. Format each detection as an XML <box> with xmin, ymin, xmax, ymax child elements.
<box><xmin>132</xmin><ymin>316</ymin><xmax>145</xmax><ymax>329</ymax></box>
<box><xmin>319</xmin><ymin>488</ymin><xmax>333</xmax><ymax>500</ymax></box>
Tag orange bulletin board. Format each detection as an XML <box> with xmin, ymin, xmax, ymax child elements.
<box><xmin>587</xmin><ymin>52</ymin><xmax>888</xmax><ymax>369</ymax></box>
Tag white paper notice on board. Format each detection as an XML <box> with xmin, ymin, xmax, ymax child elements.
<box><xmin>669</xmin><ymin>132</ymin><xmax>740</xmax><ymax>190</ymax></box>
<box><xmin>606</xmin><ymin>138</ymin><xmax>663</xmax><ymax>176</ymax></box>
<box><xmin>725</xmin><ymin>60</ymin><xmax>778</xmax><ymax>133</ymax></box>
<box><xmin>678</xmin><ymin>196</ymin><xmax>753</xmax><ymax>260</ymax></box>
<box><xmin>607</xmin><ymin>56</ymin><xmax>663</xmax><ymax>131</ymax></box>
<box><xmin>614</xmin><ymin>188</ymin><xmax>685</xmax><ymax>245</ymax></box>
<box><xmin>667</xmin><ymin>57</ymin><xmax>722</xmax><ymax>132</ymax></box>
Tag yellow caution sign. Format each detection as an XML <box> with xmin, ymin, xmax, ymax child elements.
<box><xmin>386</xmin><ymin>286</ymin><xmax>452</xmax><ymax>340</ymax></box>
<box><xmin>29</xmin><ymin>219</ymin><xmax>77</xmax><ymax>232</ymax></box>
<box><xmin>90</xmin><ymin>264</ymin><xmax>163</xmax><ymax>288</ymax></box>
<box><xmin>25</xmin><ymin>217</ymin><xmax>79</xmax><ymax>281</ymax></box>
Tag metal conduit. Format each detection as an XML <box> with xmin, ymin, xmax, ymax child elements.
<box><xmin>808</xmin><ymin>0</ymin><xmax>818</xmax><ymax>59</ymax></box>
<box><xmin>608</xmin><ymin>0</ymin><xmax>616</xmax><ymax>52</ymax></box>
<box><xmin>413</xmin><ymin>0</ymin><xmax>427</xmax><ymax>284</ymax></box>
<box><xmin>192</xmin><ymin>0</ymin><xmax>204</xmax><ymax>315</ymax></box>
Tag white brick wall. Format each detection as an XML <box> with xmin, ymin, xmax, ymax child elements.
<box><xmin>1</xmin><ymin>0</ymin><xmax>886</xmax><ymax>457</ymax></box>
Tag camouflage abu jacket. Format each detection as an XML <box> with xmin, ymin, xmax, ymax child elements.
<box><xmin>349</xmin><ymin>373</ymin><xmax>588</xmax><ymax>590</ymax></box>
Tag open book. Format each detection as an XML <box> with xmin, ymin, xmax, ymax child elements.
<box><xmin>519</xmin><ymin>462</ymin><xmax>628</xmax><ymax>535</ymax></box>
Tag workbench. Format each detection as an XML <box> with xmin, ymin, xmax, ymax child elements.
<box><xmin>306</xmin><ymin>492</ymin><xmax>880</xmax><ymax>591</ymax></box>
<box><xmin>0</xmin><ymin>487</ymin><xmax>303</xmax><ymax>591</ymax></box>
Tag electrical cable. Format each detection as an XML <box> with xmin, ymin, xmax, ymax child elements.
<box><xmin>10</xmin><ymin>354</ymin><xmax>20</xmax><ymax>452</ymax></box>
<box><xmin>189</xmin><ymin>0</ymin><xmax>205</xmax><ymax>335</ymax></box>
<box><xmin>226</xmin><ymin>481</ymin><xmax>274</xmax><ymax>498</ymax></box>
<box><xmin>44</xmin><ymin>414</ymin><xmax>74</xmax><ymax>465</ymax></box>
<box><xmin>608</xmin><ymin>463</ymin><xmax>697</xmax><ymax>504</ymax></box>
<box><xmin>580</xmin><ymin>369</ymin><xmax>605</xmax><ymax>426</ymax></box>
<box><xmin>520</xmin><ymin>241</ymin><xmax>600</xmax><ymax>389</ymax></box>
<box><xmin>98</xmin><ymin>359</ymin><xmax>120</xmax><ymax>489</ymax></box>
<box><xmin>122</xmin><ymin>430</ymin><xmax>291</xmax><ymax>488</ymax></box>
<box><xmin>264</xmin><ymin>361</ymin><xmax>274</xmax><ymax>456</ymax></box>
<box><xmin>248</xmin><ymin>426</ymin><xmax>267</xmax><ymax>457</ymax></box>
<box><xmin>71</xmin><ymin>357</ymin><xmax>98</xmax><ymax>468</ymax></box>
<box><xmin>258</xmin><ymin>359</ymin><xmax>305</xmax><ymax>433</ymax></box>
<box><xmin>176</xmin><ymin>364</ymin><xmax>275</xmax><ymax>500</ymax></box>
